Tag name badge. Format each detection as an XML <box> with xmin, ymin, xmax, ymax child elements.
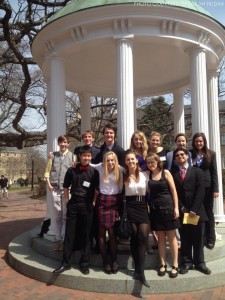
<box><xmin>83</xmin><ymin>181</ymin><xmax>90</xmax><ymax>187</ymax></box>
<box><xmin>160</xmin><ymin>156</ymin><xmax>166</xmax><ymax>161</ymax></box>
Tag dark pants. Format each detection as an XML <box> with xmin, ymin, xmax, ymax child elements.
<box><xmin>63</xmin><ymin>196</ymin><xmax>93</xmax><ymax>267</ymax></box>
<box><xmin>204</xmin><ymin>187</ymin><xmax>216</xmax><ymax>245</ymax></box>
<box><xmin>179</xmin><ymin>221</ymin><xmax>205</xmax><ymax>267</ymax></box>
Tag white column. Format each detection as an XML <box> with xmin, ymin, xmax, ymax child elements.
<box><xmin>45</xmin><ymin>79</ymin><xmax>51</xmax><ymax>221</ymax></box>
<box><xmin>134</xmin><ymin>97</ymin><xmax>137</xmax><ymax>131</ymax></box>
<box><xmin>189</xmin><ymin>47</ymin><xmax>209</xmax><ymax>140</ymax></box>
<box><xmin>173</xmin><ymin>88</ymin><xmax>185</xmax><ymax>136</ymax></box>
<box><xmin>79</xmin><ymin>92</ymin><xmax>91</xmax><ymax>133</ymax></box>
<box><xmin>115</xmin><ymin>35</ymin><xmax>134</xmax><ymax>149</ymax></box>
<box><xmin>46</xmin><ymin>56</ymin><xmax>66</xmax><ymax>236</ymax></box>
<box><xmin>208</xmin><ymin>69</ymin><xmax>225</xmax><ymax>222</ymax></box>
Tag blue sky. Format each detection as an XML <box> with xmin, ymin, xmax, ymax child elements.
<box><xmin>198</xmin><ymin>0</ymin><xmax>225</xmax><ymax>26</ymax></box>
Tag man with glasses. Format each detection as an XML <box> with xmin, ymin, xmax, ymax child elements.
<box><xmin>172</xmin><ymin>148</ymin><xmax>211</xmax><ymax>275</ymax></box>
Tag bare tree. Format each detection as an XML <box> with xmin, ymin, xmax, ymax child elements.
<box><xmin>0</xmin><ymin>0</ymin><xmax>70</xmax><ymax>148</ymax></box>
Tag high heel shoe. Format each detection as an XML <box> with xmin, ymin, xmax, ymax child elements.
<box><xmin>169</xmin><ymin>266</ymin><xmax>178</xmax><ymax>278</ymax></box>
<box><xmin>112</xmin><ymin>261</ymin><xmax>119</xmax><ymax>274</ymax></box>
<box><xmin>104</xmin><ymin>263</ymin><xmax>112</xmax><ymax>274</ymax></box>
<box><xmin>158</xmin><ymin>264</ymin><xmax>167</xmax><ymax>277</ymax></box>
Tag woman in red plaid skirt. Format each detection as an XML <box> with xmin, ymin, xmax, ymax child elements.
<box><xmin>91</xmin><ymin>151</ymin><xmax>124</xmax><ymax>274</ymax></box>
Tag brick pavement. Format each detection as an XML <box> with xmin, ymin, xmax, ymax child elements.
<box><xmin>0</xmin><ymin>189</ymin><xmax>225</xmax><ymax>299</ymax></box>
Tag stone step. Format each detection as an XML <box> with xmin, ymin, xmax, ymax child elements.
<box><xmin>31</xmin><ymin>225</ymin><xmax>225</xmax><ymax>268</ymax></box>
<box><xmin>8</xmin><ymin>224</ymin><xmax>225</xmax><ymax>294</ymax></box>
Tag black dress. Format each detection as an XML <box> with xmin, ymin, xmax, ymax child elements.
<box><xmin>148</xmin><ymin>170</ymin><xmax>180</xmax><ymax>231</ymax></box>
<box><xmin>125</xmin><ymin>172</ymin><xmax>150</xmax><ymax>224</ymax></box>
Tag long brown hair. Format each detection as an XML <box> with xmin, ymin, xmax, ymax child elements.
<box><xmin>123</xmin><ymin>149</ymin><xmax>140</xmax><ymax>185</ymax></box>
<box><xmin>191</xmin><ymin>132</ymin><xmax>212</xmax><ymax>164</ymax></box>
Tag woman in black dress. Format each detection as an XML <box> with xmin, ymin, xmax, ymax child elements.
<box><xmin>124</xmin><ymin>150</ymin><xmax>150</xmax><ymax>287</ymax></box>
<box><xmin>146</xmin><ymin>153</ymin><xmax>180</xmax><ymax>278</ymax></box>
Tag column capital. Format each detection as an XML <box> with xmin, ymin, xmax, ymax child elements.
<box><xmin>207</xmin><ymin>68</ymin><xmax>220</xmax><ymax>78</ymax></box>
<box><xmin>185</xmin><ymin>45</ymin><xmax>207</xmax><ymax>56</ymax></box>
<box><xmin>113</xmin><ymin>34</ymin><xmax>134</xmax><ymax>43</ymax></box>
<box><xmin>172</xmin><ymin>87</ymin><xmax>186</xmax><ymax>95</ymax></box>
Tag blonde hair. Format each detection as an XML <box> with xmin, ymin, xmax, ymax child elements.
<box><xmin>150</xmin><ymin>131</ymin><xmax>162</xmax><ymax>141</ymax></box>
<box><xmin>102</xmin><ymin>151</ymin><xmax>121</xmax><ymax>184</ymax></box>
<box><xmin>130</xmin><ymin>131</ymin><xmax>148</xmax><ymax>159</ymax></box>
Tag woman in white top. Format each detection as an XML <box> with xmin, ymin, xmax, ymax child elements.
<box><xmin>124</xmin><ymin>150</ymin><xmax>150</xmax><ymax>288</ymax></box>
<box><xmin>91</xmin><ymin>151</ymin><xmax>124</xmax><ymax>274</ymax></box>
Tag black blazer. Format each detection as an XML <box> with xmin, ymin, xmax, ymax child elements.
<box><xmin>74</xmin><ymin>145</ymin><xmax>100</xmax><ymax>163</ymax></box>
<box><xmin>190</xmin><ymin>149</ymin><xmax>219</xmax><ymax>192</ymax></box>
<box><xmin>172</xmin><ymin>166</ymin><xmax>207</xmax><ymax>221</ymax></box>
<box><xmin>95</xmin><ymin>143</ymin><xmax>125</xmax><ymax>166</ymax></box>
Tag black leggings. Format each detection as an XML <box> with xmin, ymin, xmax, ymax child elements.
<box><xmin>130</xmin><ymin>222</ymin><xmax>150</xmax><ymax>276</ymax></box>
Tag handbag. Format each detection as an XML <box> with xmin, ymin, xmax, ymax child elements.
<box><xmin>116</xmin><ymin>197</ymin><xmax>131</xmax><ymax>239</ymax></box>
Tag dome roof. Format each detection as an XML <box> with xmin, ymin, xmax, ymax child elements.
<box><xmin>48</xmin><ymin>0</ymin><xmax>214</xmax><ymax>23</ymax></box>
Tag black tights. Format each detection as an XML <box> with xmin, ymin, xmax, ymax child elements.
<box><xmin>99</xmin><ymin>225</ymin><xmax>117</xmax><ymax>266</ymax></box>
<box><xmin>130</xmin><ymin>222</ymin><xmax>150</xmax><ymax>277</ymax></box>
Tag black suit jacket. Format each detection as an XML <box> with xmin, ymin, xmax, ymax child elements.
<box><xmin>172</xmin><ymin>166</ymin><xmax>207</xmax><ymax>221</ymax></box>
<box><xmin>95</xmin><ymin>143</ymin><xmax>125</xmax><ymax>166</ymax></box>
<box><xmin>74</xmin><ymin>145</ymin><xmax>100</xmax><ymax>163</ymax></box>
<box><xmin>190</xmin><ymin>149</ymin><xmax>219</xmax><ymax>192</ymax></box>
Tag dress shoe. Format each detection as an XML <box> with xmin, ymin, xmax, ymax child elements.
<box><xmin>139</xmin><ymin>275</ymin><xmax>150</xmax><ymax>288</ymax></box>
<box><xmin>195</xmin><ymin>265</ymin><xmax>211</xmax><ymax>275</ymax></box>
<box><xmin>53</xmin><ymin>264</ymin><xmax>71</xmax><ymax>274</ymax></box>
<box><xmin>133</xmin><ymin>272</ymin><xmax>140</xmax><ymax>279</ymax></box>
<box><xmin>205</xmin><ymin>243</ymin><xmax>215</xmax><ymax>250</ymax></box>
<box><xmin>80</xmin><ymin>266</ymin><xmax>90</xmax><ymax>275</ymax></box>
<box><xmin>179</xmin><ymin>265</ymin><xmax>193</xmax><ymax>274</ymax></box>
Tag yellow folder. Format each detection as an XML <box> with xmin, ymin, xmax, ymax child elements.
<box><xmin>183</xmin><ymin>213</ymin><xmax>200</xmax><ymax>225</ymax></box>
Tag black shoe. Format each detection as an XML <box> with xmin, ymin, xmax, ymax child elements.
<box><xmin>80</xmin><ymin>266</ymin><xmax>90</xmax><ymax>275</ymax></box>
<box><xmin>158</xmin><ymin>264</ymin><xmax>167</xmax><ymax>277</ymax></box>
<box><xmin>104</xmin><ymin>264</ymin><xmax>112</xmax><ymax>274</ymax></box>
<box><xmin>112</xmin><ymin>261</ymin><xmax>119</xmax><ymax>274</ymax></box>
<box><xmin>53</xmin><ymin>264</ymin><xmax>71</xmax><ymax>274</ymax></box>
<box><xmin>133</xmin><ymin>272</ymin><xmax>140</xmax><ymax>279</ymax></box>
<box><xmin>205</xmin><ymin>243</ymin><xmax>215</xmax><ymax>250</ymax></box>
<box><xmin>179</xmin><ymin>265</ymin><xmax>193</xmax><ymax>274</ymax></box>
<box><xmin>169</xmin><ymin>266</ymin><xmax>178</xmax><ymax>278</ymax></box>
<box><xmin>195</xmin><ymin>265</ymin><xmax>211</xmax><ymax>275</ymax></box>
<box><xmin>139</xmin><ymin>275</ymin><xmax>150</xmax><ymax>288</ymax></box>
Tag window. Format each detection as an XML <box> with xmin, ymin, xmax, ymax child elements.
<box><xmin>220</xmin><ymin>116</ymin><xmax>225</xmax><ymax>125</ymax></box>
<box><xmin>221</xmin><ymin>133</ymin><xmax>225</xmax><ymax>145</ymax></box>
<box><xmin>223</xmin><ymin>155</ymin><xmax>225</xmax><ymax>169</ymax></box>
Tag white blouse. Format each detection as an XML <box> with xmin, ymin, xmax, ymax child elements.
<box><xmin>90</xmin><ymin>163</ymin><xmax>124</xmax><ymax>195</ymax></box>
<box><xmin>125</xmin><ymin>171</ymin><xmax>149</xmax><ymax>196</ymax></box>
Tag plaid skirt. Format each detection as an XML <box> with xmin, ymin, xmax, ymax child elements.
<box><xmin>97</xmin><ymin>193</ymin><xmax>120</xmax><ymax>229</ymax></box>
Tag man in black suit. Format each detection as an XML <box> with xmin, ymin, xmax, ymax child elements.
<box><xmin>95</xmin><ymin>123</ymin><xmax>125</xmax><ymax>166</ymax></box>
<box><xmin>172</xmin><ymin>148</ymin><xmax>211</xmax><ymax>275</ymax></box>
<box><xmin>74</xmin><ymin>130</ymin><xmax>100</xmax><ymax>163</ymax></box>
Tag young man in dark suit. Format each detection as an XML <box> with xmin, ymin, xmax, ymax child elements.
<box><xmin>53</xmin><ymin>145</ymin><xmax>99</xmax><ymax>275</ymax></box>
<box><xmin>172</xmin><ymin>148</ymin><xmax>211</xmax><ymax>275</ymax></box>
<box><xmin>95</xmin><ymin>123</ymin><xmax>125</xmax><ymax>167</ymax></box>
<box><xmin>74</xmin><ymin>130</ymin><xmax>100</xmax><ymax>163</ymax></box>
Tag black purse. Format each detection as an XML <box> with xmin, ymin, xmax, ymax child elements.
<box><xmin>116</xmin><ymin>197</ymin><xmax>131</xmax><ymax>239</ymax></box>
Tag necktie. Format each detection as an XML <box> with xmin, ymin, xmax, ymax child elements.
<box><xmin>180</xmin><ymin>167</ymin><xmax>186</xmax><ymax>182</ymax></box>
<box><xmin>80</xmin><ymin>165</ymin><xmax>88</xmax><ymax>171</ymax></box>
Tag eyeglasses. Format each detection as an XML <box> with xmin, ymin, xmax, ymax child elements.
<box><xmin>147</xmin><ymin>161</ymin><xmax>156</xmax><ymax>165</ymax></box>
<box><xmin>175</xmin><ymin>153</ymin><xmax>185</xmax><ymax>158</ymax></box>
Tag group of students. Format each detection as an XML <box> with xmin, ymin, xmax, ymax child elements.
<box><xmin>44</xmin><ymin>124</ymin><xmax>219</xmax><ymax>288</ymax></box>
